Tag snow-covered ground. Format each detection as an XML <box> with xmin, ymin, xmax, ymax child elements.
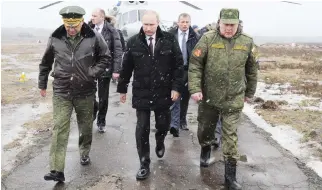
<box><xmin>255</xmin><ymin>82</ymin><xmax>322</xmax><ymax>111</ymax></box>
<box><xmin>243</xmin><ymin>81</ymin><xmax>322</xmax><ymax>178</ymax></box>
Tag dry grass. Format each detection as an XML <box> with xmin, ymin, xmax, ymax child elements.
<box><xmin>256</xmin><ymin>109</ymin><xmax>322</xmax><ymax>142</ymax></box>
<box><xmin>258</xmin><ymin>56</ymin><xmax>322</xmax><ymax>98</ymax></box>
<box><xmin>1</xmin><ymin>44</ymin><xmax>47</xmax><ymax>54</ymax></box>
<box><xmin>1</xmin><ymin>66</ymin><xmax>53</xmax><ymax>105</ymax></box>
<box><xmin>3</xmin><ymin>139</ymin><xmax>22</xmax><ymax>150</ymax></box>
<box><xmin>299</xmin><ymin>99</ymin><xmax>321</xmax><ymax>107</ymax></box>
<box><xmin>23</xmin><ymin>112</ymin><xmax>53</xmax><ymax>131</ymax></box>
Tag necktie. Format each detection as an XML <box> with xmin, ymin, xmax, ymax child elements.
<box><xmin>149</xmin><ymin>37</ymin><xmax>154</xmax><ymax>55</ymax></box>
<box><xmin>96</xmin><ymin>27</ymin><xmax>100</xmax><ymax>32</ymax></box>
<box><xmin>181</xmin><ymin>32</ymin><xmax>187</xmax><ymax>65</ymax></box>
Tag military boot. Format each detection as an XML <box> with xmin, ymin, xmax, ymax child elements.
<box><xmin>225</xmin><ymin>159</ymin><xmax>242</xmax><ymax>190</ymax></box>
<box><xmin>44</xmin><ymin>170</ymin><xmax>65</xmax><ymax>182</ymax></box>
<box><xmin>200</xmin><ymin>145</ymin><xmax>211</xmax><ymax>167</ymax></box>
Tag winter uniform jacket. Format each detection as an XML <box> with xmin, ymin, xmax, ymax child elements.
<box><xmin>38</xmin><ymin>23</ymin><xmax>111</xmax><ymax>98</ymax></box>
<box><xmin>117</xmin><ymin>27</ymin><xmax>184</xmax><ymax>110</ymax></box>
<box><xmin>188</xmin><ymin>29</ymin><xmax>258</xmax><ymax>112</ymax></box>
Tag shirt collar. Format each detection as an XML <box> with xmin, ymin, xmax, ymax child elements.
<box><xmin>178</xmin><ymin>28</ymin><xmax>189</xmax><ymax>36</ymax></box>
<box><xmin>67</xmin><ymin>32</ymin><xmax>81</xmax><ymax>39</ymax></box>
<box><xmin>146</xmin><ymin>33</ymin><xmax>156</xmax><ymax>40</ymax></box>
<box><xmin>95</xmin><ymin>22</ymin><xmax>104</xmax><ymax>30</ymax></box>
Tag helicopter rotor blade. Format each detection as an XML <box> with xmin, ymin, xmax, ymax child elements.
<box><xmin>179</xmin><ymin>1</ymin><xmax>202</xmax><ymax>10</ymax></box>
<box><xmin>281</xmin><ymin>1</ymin><xmax>302</xmax><ymax>5</ymax></box>
<box><xmin>39</xmin><ymin>1</ymin><xmax>63</xmax><ymax>9</ymax></box>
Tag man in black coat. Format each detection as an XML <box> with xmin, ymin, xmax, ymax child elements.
<box><xmin>105</xmin><ymin>15</ymin><xmax>127</xmax><ymax>84</ymax></box>
<box><xmin>39</xmin><ymin>6</ymin><xmax>110</xmax><ymax>182</ymax></box>
<box><xmin>168</xmin><ymin>13</ymin><xmax>199</xmax><ymax>136</ymax></box>
<box><xmin>89</xmin><ymin>8</ymin><xmax>123</xmax><ymax>132</ymax></box>
<box><xmin>117</xmin><ymin>10</ymin><xmax>183</xmax><ymax>180</ymax></box>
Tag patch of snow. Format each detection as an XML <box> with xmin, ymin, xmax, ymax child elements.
<box><xmin>243</xmin><ymin>104</ymin><xmax>322</xmax><ymax>178</ymax></box>
<box><xmin>255</xmin><ymin>82</ymin><xmax>322</xmax><ymax>111</ymax></box>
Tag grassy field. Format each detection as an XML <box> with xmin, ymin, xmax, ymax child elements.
<box><xmin>256</xmin><ymin>46</ymin><xmax>322</xmax><ymax>145</ymax></box>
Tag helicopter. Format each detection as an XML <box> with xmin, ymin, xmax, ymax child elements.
<box><xmin>39</xmin><ymin>1</ymin><xmax>202</xmax><ymax>41</ymax></box>
<box><xmin>39</xmin><ymin>1</ymin><xmax>301</xmax><ymax>41</ymax></box>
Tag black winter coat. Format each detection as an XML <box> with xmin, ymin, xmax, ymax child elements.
<box><xmin>117</xmin><ymin>27</ymin><xmax>184</xmax><ymax>110</ymax></box>
<box><xmin>168</xmin><ymin>26</ymin><xmax>199</xmax><ymax>70</ymax></box>
<box><xmin>89</xmin><ymin>19</ymin><xmax>122</xmax><ymax>77</ymax></box>
<box><xmin>38</xmin><ymin>23</ymin><xmax>111</xmax><ymax>98</ymax></box>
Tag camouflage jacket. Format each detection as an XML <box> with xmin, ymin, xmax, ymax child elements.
<box><xmin>188</xmin><ymin>30</ymin><xmax>258</xmax><ymax>111</ymax></box>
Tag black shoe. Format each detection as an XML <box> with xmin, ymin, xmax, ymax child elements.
<box><xmin>97</xmin><ymin>124</ymin><xmax>106</xmax><ymax>133</ymax></box>
<box><xmin>170</xmin><ymin>127</ymin><xmax>179</xmax><ymax>137</ymax></box>
<box><xmin>80</xmin><ymin>155</ymin><xmax>91</xmax><ymax>165</ymax></box>
<box><xmin>155</xmin><ymin>142</ymin><xmax>165</xmax><ymax>158</ymax></box>
<box><xmin>180</xmin><ymin>124</ymin><xmax>189</xmax><ymax>130</ymax></box>
<box><xmin>136</xmin><ymin>166</ymin><xmax>150</xmax><ymax>180</ymax></box>
<box><xmin>44</xmin><ymin>171</ymin><xmax>65</xmax><ymax>182</ymax></box>
<box><xmin>225</xmin><ymin>159</ymin><xmax>242</xmax><ymax>190</ymax></box>
<box><xmin>200</xmin><ymin>145</ymin><xmax>211</xmax><ymax>167</ymax></box>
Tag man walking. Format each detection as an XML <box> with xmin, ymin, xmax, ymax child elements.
<box><xmin>90</xmin><ymin>8</ymin><xmax>123</xmax><ymax>132</ymax></box>
<box><xmin>117</xmin><ymin>10</ymin><xmax>183</xmax><ymax>180</ymax></box>
<box><xmin>188</xmin><ymin>8</ymin><xmax>258</xmax><ymax>189</ymax></box>
<box><xmin>168</xmin><ymin>13</ymin><xmax>199</xmax><ymax>137</ymax></box>
<box><xmin>39</xmin><ymin>6</ymin><xmax>110</xmax><ymax>182</ymax></box>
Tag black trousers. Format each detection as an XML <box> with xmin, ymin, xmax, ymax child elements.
<box><xmin>136</xmin><ymin>109</ymin><xmax>171</xmax><ymax>167</ymax></box>
<box><xmin>180</xmin><ymin>70</ymin><xmax>190</xmax><ymax>126</ymax></box>
<box><xmin>93</xmin><ymin>77</ymin><xmax>111</xmax><ymax>126</ymax></box>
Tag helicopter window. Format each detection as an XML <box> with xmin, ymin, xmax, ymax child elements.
<box><xmin>138</xmin><ymin>9</ymin><xmax>147</xmax><ymax>21</ymax></box>
<box><xmin>122</xmin><ymin>12</ymin><xmax>129</xmax><ymax>25</ymax></box>
<box><xmin>128</xmin><ymin>10</ymin><xmax>138</xmax><ymax>24</ymax></box>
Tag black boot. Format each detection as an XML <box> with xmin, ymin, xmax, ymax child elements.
<box><xmin>44</xmin><ymin>170</ymin><xmax>65</xmax><ymax>182</ymax></box>
<box><xmin>136</xmin><ymin>165</ymin><xmax>150</xmax><ymax>180</ymax></box>
<box><xmin>225</xmin><ymin>159</ymin><xmax>242</xmax><ymax>190</ymax></box>
<box><xmin>80</xmin><ymin>155</ymin><xmax>91</xmax><ymax>165</ymax></box>
<box><xmin>200</xmin><ymin>145</ymin><xmax>211</xmax><ymax>167</ymax></box>
<box><xmin>136</xmin><ymin>156</ymin><xmax>150</xmax><ymax>180</ymax></box>
<box><xmin>155</xmin><ymin>131</ymin><xmax>166</xmax><ymax>158</ymax></box>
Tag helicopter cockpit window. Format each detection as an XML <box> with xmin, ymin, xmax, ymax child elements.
<box><xmin>122</xmin><ymin>12</ymin><xmax>129</xmax><ymax>25</ymax></box>
<box><xmin>128</xmin><ymin>10</ymin><xmax>138</xmax><ymax>24</ymax></box>
<box><xmin>138</xmin><ymin>10</ymin><xmax>147</xmax><ymax>21</ymax></box>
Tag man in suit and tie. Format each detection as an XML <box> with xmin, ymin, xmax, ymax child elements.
<box><xmin>89</xmin><ymin>8</ymin><xmax>123</xmax><ymax>133</ymax></box>
<box><xmin>168</xmin><ymin>13</ymin><xmax>199</xmax><ymax>137</ymax></box>
<box><xmin>117</xmin><ymin>10</ymin><xmax>183</xmax><ymax>180</ymax></box>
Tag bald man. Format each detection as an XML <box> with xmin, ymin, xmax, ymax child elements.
<box><xmin>117</xmin><ymin>10</ymin><xmax>184</xmax><ymax>180</ymax></box>
<box><xmin>89</xmin><ymin>8</ymin><xmax>122</xmax><ymax>133</ymax></box>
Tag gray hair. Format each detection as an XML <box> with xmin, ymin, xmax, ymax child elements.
<box><xmin>178</xmin><ymin>13</ymin><xmax>191</xmax><ymax>21</ymax></box>
<box><xmin>94</xmin><ymin>8</ymin><xmax>105</xmax><ymax>17</ymax></box>
<box><xmin>142</xmin><ymin>10</ymin><xmax>160</xmax><ymax>22</ymax></box>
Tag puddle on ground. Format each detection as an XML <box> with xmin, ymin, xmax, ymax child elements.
<box><xmin>1</xmin><ymin>102</ymin><xmax>51</xmax><ymax>172</ymax></box>
<box><xmin>1</xmin><ymin>102</ymin><xmax>51</xmax><ymax>148</ymax></box>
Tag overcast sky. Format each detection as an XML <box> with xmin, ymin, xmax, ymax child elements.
<box><xmin>1</xmin><ymin>0</ymin><xmax>322</xmax><ymax>36</ymax></box>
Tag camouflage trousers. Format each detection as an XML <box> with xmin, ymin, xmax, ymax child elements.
<box><xmin>50</xmin><ymin>94</ymin><xmax>94</xmax><ymax>172</ymax></box>
<box><xmin>197</xmin><ymin>101</ymin><xmax>241</xmax><ymax>160</ymax></box>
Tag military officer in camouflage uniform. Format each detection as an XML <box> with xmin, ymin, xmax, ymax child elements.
<box><xmin>188</xmin><ymin>8</ymin><xmax>258</xmax><ymax>190</ymax></box>
<box><xmin>38</xmin><ymin>6</ymin><xmax>110</xmax><ymax>182</ymax></box>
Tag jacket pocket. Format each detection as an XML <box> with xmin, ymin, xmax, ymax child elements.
<box><xmin>160</xmin><ymin>49</ymin><xmax>172</xmax><ymax>55</ymax></box>
<box><xmin>132</xmin><ymin>52</ymin><xmax>144</xmax><ymax>58</ymax></box>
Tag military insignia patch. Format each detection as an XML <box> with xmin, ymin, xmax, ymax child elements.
<box><xmin>193</xmin><ymin>49</ymin><xmax>202</xmax><ymax>57</ymax></box>
<box><xmin>212</xmin><ymin>43</ymin><xmax>225</xmax><ymax>49</ymax></box>
<box><xmin>233</xmin><ymin>45</ymin><xmax>248</xmax><ymax>51</ymax></box>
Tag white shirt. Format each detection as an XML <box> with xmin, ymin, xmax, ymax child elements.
<box><xmin>146</xmin><ymin>33</ymin><xmax>156</xmax><ymax>53</ymax></box>
<box><xmin>95</xmin><ymin>22</ymin><xmax>104</xmax><ymax>34</ymax></box>
<box><xmin>178</xmin><ymin>29</ymin><xmax>189</xmax><ymax>51</ymax></box>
